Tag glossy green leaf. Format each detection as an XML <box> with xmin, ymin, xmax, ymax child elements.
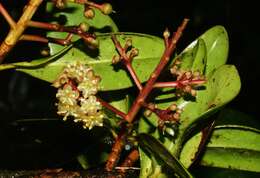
<box><xmin>197</xmin><ymin>109</ymin><xmax>260</xmax><ymax>172</ymax></box>
<box><xmin>16</xmin><ymin>33</ymin><xmax>164</xmax><ymax>91</ymax></box>
<box><xmin>192</xmin><ymin>166</ymin><xmax>260</xmax><ymax>178</ymax></box>
<box><xmin>200</xmin><ymin>129</ymin><xmax>260</xmax><ymax>172</ymax></box>
<box><xmin>186</xmin><ymin>25</ymin><xmax>229</xmax><ymax>75</ymax></box>
<box><xmin>138</xmin><ymin>133</ymin><xmax>194</xmax><ymax>178</ymax></box>
<box><xmin>0</xmin><ymin>45</ymin><xmax>72</xmax><ymax>71</ymax></box>
<box><xmin>179</xmin><ymin>38</ymin><xmax>207</xmax><ymax>73</ymax></box>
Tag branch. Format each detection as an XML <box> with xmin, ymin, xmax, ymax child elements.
<box><xmin>0</xmin><ymin>3</ymin><xmax>16</xmax><ymax>28</ymax></box>
<box><xmin>105</xmin><ymin>127</ymin><xmax>127</xmax><ymax>171</ymax></box>
<box><xmin>97</xmin><ymin>97</ymin><xmax>127</xmax><ymax>120</ymax></box>
<box><xmin>153</xmin><ymin>79</ymin><xmax>206</xmax><ymax>88</ymax></box>
<box><xmin>118</xmin><ymin>149</ymin><xmax>139</xmax><ymax>173</ymax></box>
<box><xmin>111</xmin><ymin>35</ymin><xmax>143</xmax><ymax>91</ymax></box>
<box><xmin>0</xmin><ymin>0</ymin><xmax>43</xmax><ymax>63</ymax></box>
<box><xmin>125</xmin><ymin>19</ymin><xmax>189</xmax><ymax>123</ymax></box>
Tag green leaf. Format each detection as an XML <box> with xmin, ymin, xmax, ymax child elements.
<box><xmin>200</xmin><ymin>129</ymin><xmax>260</xmax><ymax>172</ymax></box>
<box><xmin>192</xmin><ymin>166</ymin><xmax>260</xmax><ymax>178</ymax></box>
<box><xmin>0</xmin><ymin>45</ymin><xmax>72</xmax><ymax>71</ymax></box>
<box><xmin>16</xmin><ymin>33</ymin><xmax>164</xmax><ymax>91</ymax></box>
<box><xmin>198</xmin><ymin>109</ymin><xmax>260</xmax><ymax>172</ymax></box>
<box><xmin>138</xmin><ymin>133</ymin><xmax>194</xmax><ymax>178</ymax></box>
<box><xmin>186</xmin><ymin>25</ymin><xmax>229</xmax><ymax>75</ymax></box>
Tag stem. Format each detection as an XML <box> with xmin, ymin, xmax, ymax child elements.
<box><xmin>28</xmin><ymin>20</ymin><xmax>60</xmax><ymax>31</ymax></box>
<box><xmin>118</xmin><ymin>149</ymin><xmax>139</xmax><ymax>173</ymax></box>
<box><xmin>0</xmin><ymin>0</ymin><xmax>43</xmax><ymax>63</ymax></box>
<box><xmin>105</xmin><ymin>127</ymin><xmax>127</xmax><ymax>171</ymax></box>
<box><xmin>125</xmin><ymin>19</ymin><xmax>189</xmax><ymax>123</ymax></box>
<box><xmin>20</xmin><ymin>34</ymin><xmax>49</xmax><ymax>43</ymax></box>
<box><xmin>111</xmin><ymin>35</ymin><xmax>143</xmax><ymax>91</ymax></box>
<box><xmin>154</xmin><ymin>79</ymin><xmax>206</xmax><ymax>88</ymax></box>
<box><xmin>0</xmin><ymin>3</ymin><xmax>16</xmax><ymax>28</ymax></box>
<box><xmin>97</xmin><ymin>97</ymin><xmax>127</xmax><ymax>120</ymax></box>
<box><xmin>126</xmin><ymin>63</ymin><xmax>143</xmax><ymax>91</ymax></box>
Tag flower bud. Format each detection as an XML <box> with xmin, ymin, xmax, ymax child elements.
<box><xmin>144</xmin><ymin>109</ymin><xmax>152</xmax><ymax>117</ymax></box>
<box><xmin>112</xmin><ymin>55</ymin><xmax>121</xmax><ymax>64</ymax></box>
<box><xmin>130</xmin><ymin>48</ymin><xmax>139</xmax><ymax>57</ymax></box>
<box><xmin>169</xmin><ymin>103</ymin><xmax>177</xmax><ymax>111</ymax></box>
<box><xmin>163</xmin><ymin>28</ymin><xmax>170</xmax><ymax>39</ymax></box>
<box><xmin>84</xmin><ymin>8</ymin><xmax>95</xmax><ymax>19</ymax></box>
<box><xmin>100</xmin><ymin>3</ymin><xmax>113</xmax><ymax>15</ymax></box>
<box><xmin>79</xmin><ymin>22</ymin><xmax>90</xmax><ymax>32</ymax></box>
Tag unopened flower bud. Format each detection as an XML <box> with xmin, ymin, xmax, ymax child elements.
<box><xmin>169</xmin><ymin>103</ymin><xmax>177</xmax><ymax>111</ymax></box>
<box><xmin>85</xmin><ymin>37</ymin><xmax>99</xmax><ymax>49</ymax></box>
<box><xmin>144</xmin><ymin>109</ymin><xmax>152</xmax><ymax>117</ymax></box>
<box><xmin>170</xmin><ymin>65</ymin><xmax>178</xmax><ymax>74</ymax></box>
<box><xmin>40</xmin><ymin>48</ymin><xmax>50</xmax><ymax>56</ymax></box>
<box><xmin>125</xmin><ymin>39</ymin><xmax>132</xmax><ymax>49</ymax></box>
<box><xmin>100</xmin><ymin>3</ymin><xmax>113</xmax><ymax>15</ymax></box>
<box><xmin>185</xmin><ymin>71</ymin><xmax>192</xmax><ymax>79</ymax></box>
<box><xmin>84</xmin><ymin>8</ymin><xmax>95</xmax><ymax>19</ymax></box>
<box><xmin>163</xmin><ymin>28</ymin><xmax>170</xmax><ymax>39</ymax></box>
<box><xmin>130</xmin><ymin>48</ymin><xmax>139</xmax><ymax>57</ymax></box>
<box><xmin>92</xmin><ymin>76</ymin><xmax>101</xmax><ymax>85</ymax></box>
<box><xmin>79</xmin><ymin>22</ymin><xmax>90</xmax><ymax>32</ymax></box>
<box><xmin>86</xmin><ymin>70</ymin><xmax>94</xmax><ymax>79</ymax></box>
<box><xmin>56</xmin><ymin>0</ymin><xmax>66</xmax><ymax>9</ymax></box>
<box><xmin>112</xmin><ymin>55</ymin><xmax>121</xmax><ymax>64</ymax></box>
<box><xmin>173</xmin><ymin>112</ymin><xmax>180</xmax><ymax>120</ymax></box>
<box><xmin>148</xmin><ymin>103</ymin><xmax>156</xmax><ymax>110</ymax></box>
<box><xmin>193</xmin><ymin>71</ymin><xmax>201</xmax><ymax>80</ymax></box>
<box><xmin>184</xmin><ymin>85</ymin><xmax>192</xmax><ymax>93</ymax></box>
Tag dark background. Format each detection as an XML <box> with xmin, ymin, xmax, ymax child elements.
<box><xmin>0</xmin><ymin>0</ymin><xmax>259</xmax><ymax>170</ymax></box>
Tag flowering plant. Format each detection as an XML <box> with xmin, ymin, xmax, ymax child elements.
<box><xmin>1</xmin><ymin>1</ymin><xmax>259</xmax><ymax>177</ymax></box>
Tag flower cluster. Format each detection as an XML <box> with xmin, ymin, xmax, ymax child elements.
<box><xmin>53</xmin><ymin>62</ymin><xmax>104</xmax><ymax>129</ymax></box>
<box><xmin>170</xmin><ymin>59</ymin><xmax>206</xmax><ymax>97</ymax></box>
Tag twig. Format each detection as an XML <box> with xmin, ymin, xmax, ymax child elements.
<box><xmin>125</xmin><ymin>19</ymin><xmax>189</xmax><ymax>123</ymax></box>
<box><xmin>0</xmin><ymin>3</ymin><xmax>16</xmax><ymax>28</ymax></box>
<box><xmin>111</xmin><ymin>35</ymin><xmax>143</xmax><ymax>91</ymax></box>
<box><xmin>97</xmin><ymin>97</ymin><xmax>127</xmax><ymax>120</ymax></box>
<box><xmin>105</xmin><ymin>126</ymin><xmax>127</xmax><ymax>171</ymax></box>
<box><xmin>153</xmin><ymin>80</ymin><xmax>205</xmax><ymax>88</ymax></box>
<box><xmin>0</xmin><ymin>0</ymin><xmax>43</xmax><ymax>63</ymax></box>
<box><xmin>118</xmin><ymin>149</ymin><xmax>139</xmax><ymax>173</ymax></box>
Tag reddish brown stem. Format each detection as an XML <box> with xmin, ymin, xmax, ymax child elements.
<box><xmin>0</xmin><ymin>3</ymin><xmax>16</xmax><ymax>28</ymax></box>
<box><xmin>28</xmin><ymin>20</ymin><xmax>60</xmax><ymax>31</ymax></box>
<box><xmin>105</xmin><ymin>128</ymin><xmax>127</xmax><ymax>171</ymax></box>
<box><xmin>97</xmin><ymin>97</ymin><xmax>127</xmax><ymax>120</ymax></box>
<box><xmin>20</xmin><ymin>34</ymin><xmax>49</xmax><ymax>43</ymax></box>
<box><xmin>111</xmin><ymin>35</ymin><xmax>143</xmax><ymax>91</ymax></box>
<box><xmin>126</xmin><ymin>63</ymin><xmax>143</xmax><ymax>91</ymax></box>
<box><xmin>118</xmin><ymin>149</ymin><xmax>139</xmax><ymax>173</ymax></box>
<box><xmin>125</xmin><ymin>19</ymin><xmax>189</xmax><ymax>123</ymax></box>
<box><xmin>28</xmin><ymin>20</ymin><xmax>93</xmax><ymax>36</ymax></box>
<box><xmin>153</xmin><ymin>79</ymin><xmax>206</xmax><ymax>88</ymax></box>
